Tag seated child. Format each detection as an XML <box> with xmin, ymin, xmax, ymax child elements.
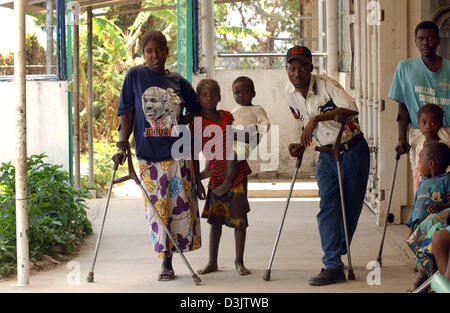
<box><xmin>406</xmin><ymin>142</ymin><xmax>450</xmax><ymax>289</ymax></box>
<box><xmin>406</xmin><ymin>142</ymin><xmax>450</xmax><ymax>233</ymax></box>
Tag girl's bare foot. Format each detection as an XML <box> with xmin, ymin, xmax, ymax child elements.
<box><xmin>235</xmin><ymin>262</ymin><xmax>251</xmax><ymax>276</ymax></box>
<box><xmin>197</xmin><ymin>264</ymin><xmax>218</xmax><ymax>275</ymax></box>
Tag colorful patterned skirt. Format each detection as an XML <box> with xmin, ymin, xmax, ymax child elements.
<box><xmin>202</xmin><ymin>179</ymin><xmax>250</xmax><ymax>229</ymax></box>
<box><xmin>139</xmin><ymin>158</ymin><xmax>201</xmax><ymax>258</ymax></box>
<box><xmin>407</xmin><ymin>208</ymin><xmax>450</xmax><ymax>275</ymax></box>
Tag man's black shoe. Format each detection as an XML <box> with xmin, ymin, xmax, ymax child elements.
<box><xmin>308</xmin><ymin>268</ymin><xmax>346</xmax><ymax>286</ymax></box>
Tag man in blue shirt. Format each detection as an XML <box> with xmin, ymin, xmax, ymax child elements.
<box><xmin>389</xmin><ymin>21</ymin><xmax>450</xmax><ymax>171</ymax></box>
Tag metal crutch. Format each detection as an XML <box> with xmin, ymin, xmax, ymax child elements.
<box><xmin>333</xmin><ymin>114</ymin><xmax>358</xmax><ymax>280</ymax></box>
<box><xmin>376</xmin><ymin>152</ymin><xmax>401</xmax><ymax>267</ymax></box>
<box><xmin>87</xmin><ymin>141</ymin><xmax>202</xmax><ymax>285</ymax></box>
<box><xmin>86</xmin><ymin>156</ymin><xmax>118</xmax><ymax>283</ymax></box>
<box><xmin>263</xmin><ymin>147</ymin><xmax>305</xmax><ymax>281</ymax></box>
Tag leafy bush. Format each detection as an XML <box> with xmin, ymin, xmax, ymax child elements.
<box><xmin>90</xmin><ymin>137</ymin><xmax>123</xmax><ymax>193</ymax></box>
<box><xmin>0</xmin><ymin>154</ymin><xmax>92</xmax><ymax>276</ymax></box>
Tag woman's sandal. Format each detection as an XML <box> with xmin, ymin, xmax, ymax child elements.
<box><xmin>158</xmin><ymin>269</ymin><xmax>175</xmax><ymax>281</ymax></box>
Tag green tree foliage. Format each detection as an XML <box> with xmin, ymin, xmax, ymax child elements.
<box><xmin>0</xmin><ymin>52</ymin><xmax>13</xmax><ymax>76</ymax></box>
<box><xmin>214</xmin><ymin>0</ymin><xmax>302</xmax><ymax>69</ymax></box>
<box><xmin>0</xmin><ymin>33</ymin><xmax>47</xmax><ymax>75</ymax></box>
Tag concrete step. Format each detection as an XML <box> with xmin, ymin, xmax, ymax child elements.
<box><xmin>111</xmin><ymin>180</ymin><xmax>319</xmax><ymax>199</ymax></box>
<box><xmin>247</xmin><ymin>181</ymin><xmax>318</xmax><ymax>198</ymax></box>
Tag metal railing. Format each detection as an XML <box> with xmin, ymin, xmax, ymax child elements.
<box><xmin>216</xmin><ymin>51</ymin><xmax>327</xmax><ymax>58</ymax></box>
<box><xmin>0</xmin><ymin>64</ymin><xmax>58</xmax><ymax>81</ymax></box>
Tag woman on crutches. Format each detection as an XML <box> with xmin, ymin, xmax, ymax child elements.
<box><xmin>114</xmin><ymin>31</ymin><xmax>205</xmax><ymax>282</ymax></box>
<box><xmin>285</xmin><ymin>46</ymin><xmax>370</xmax><ymax>286</ymax></box>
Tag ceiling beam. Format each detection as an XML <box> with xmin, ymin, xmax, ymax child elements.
<box><xmin>90</xmin><ymin>0</ymin><xmax>255</xmax><ymax>17</ymax></box>
<box><xmin>79</xmin><ymin>0</ymin><xmax>139</xmax><ymax>9</ymax></box>
<box><xmin>0</xmin><ymin>2</ymin><xmax>44</xmax><ymax>13</ymax></box>
<box><xmin>93</xmin><ymin>3</ymin><xmax>175</xmax><ymax>16</ymax></box>
<box><xmin>1</xmin><ymin>0</ymin><xmax>300</xmax><ymax>18</ymax></box>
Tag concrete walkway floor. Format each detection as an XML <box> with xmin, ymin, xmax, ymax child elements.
<box><xmin>0</xmin><ymin>187</ymin><xmax>416</xmax><ymax>294</ymax></box>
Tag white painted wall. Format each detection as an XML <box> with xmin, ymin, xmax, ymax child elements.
<box><xmin>376</xmin><ymin>0</ymin><xmax>421</xmax><ymax>224</ymax></box>
<box><xmin>0</xmin><ymin>80</ymin><xmax>70</xmax><ymax>172</ymax></box>
<box><xmin>193</xmin><ymin>69</ymin><xmax>318</xmax><ymax>180</ymax></box>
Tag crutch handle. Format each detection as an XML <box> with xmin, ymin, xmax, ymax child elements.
<box><xmin>112</xmin><ymin>141</ymin><xmax>140</xmax><ymax>185</ymax></box>
<box><xmin>332</xmin><ymin>113</ymin><xmax>358</xmax><ymax>161</ymax></box>
<box><xmin>289</xmin><ymin>144</ymin><xmax>305</xmax><ymax>159</ymax></box>
<box><xmin>333</xmin><ymin>114</ymin><xmax>353</xmax><ymax>124</ymax></box>
<box><xmin>295</xmin><ymin>147</ymin><xmax>305</xmax><ymax>168</ymax></box>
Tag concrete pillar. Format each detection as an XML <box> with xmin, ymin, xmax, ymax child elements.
<box><xmin>87</xmin><ymin>8</ymin><xmax>94</xmax><ymax>183</ymax></box>
<box><xmin>72</xmin><ymin>2</ymin><xmax>80</xmax><ymax>188</ymax></box>
<box><xmin>46</xmin><ymin>0</ymin><xmax>53</xmax><ymax>74</ymax></box>
<box><xmin>14</xmin><ymin>0</ymin><xmax>30</xmax><ymax>286</ymax></box>
<box><xmin>318</xmin><ymin>0</ymin><xmax>325</xmax><ymax>74</ymax></box>
<box><xmin>201</xmin><ymin>0</ymin><xmax>215</xmax><ymax>79</ymax></box>
<box><xmin>377</xmin><ymin>0</ymin><xmax>415</xmax><ymax>225</ymax></box>
<box><xmin>326</xmin><ymin>0</ymin><xmax>339</xmax><ymax>80</ymax></box>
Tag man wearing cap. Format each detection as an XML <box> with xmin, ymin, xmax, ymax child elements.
<box><xmin>286</xmin><ymin>46</ymin><xmax>370</xmax><ymax>285</ymax></box>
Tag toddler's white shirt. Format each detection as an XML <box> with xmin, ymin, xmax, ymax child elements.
<box><xmin>231</xmin><ymin>105</ymin><xmax>271</xmax><ymax>133</ymax></box>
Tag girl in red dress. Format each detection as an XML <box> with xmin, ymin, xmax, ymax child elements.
<box><xmin>191</xmin><ymin>79</ymin><xmax>252</xmax><ymax>276</ymax></box>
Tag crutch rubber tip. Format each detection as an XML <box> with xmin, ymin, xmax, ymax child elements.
<box><xmin>87</xmin><ymin>272</ymin><xmax>94</xmax><ymax>283</ymax></box>
<box><xmin>347</xmin><ymin>269</ymin><xmax>355</xmax><ymax>281</ymax></box>
<box><xmin>192</xmin><ymin>275</ymin><xmax>202</xmax><ymax>285</ymax></box>
<box><xmin>376</xmin><ymin>257</ymin><xmax>382</xmax><ymax>267</ymax></box>
<box><xmin>263</xmin><ymin>270</ymin><xmax>271</xmax><ymax>281</ymax></box>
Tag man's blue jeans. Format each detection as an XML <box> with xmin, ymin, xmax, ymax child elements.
<box><xmin>316</xmin><ymin>138</ymin><xmax>370</xmax><ymax>270</ymax></box>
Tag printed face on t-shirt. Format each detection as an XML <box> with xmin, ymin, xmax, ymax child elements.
<box><xmin>142</xmin><ymin>86</ymin><xmax>176</xmax><ymax>130</ymax></box>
